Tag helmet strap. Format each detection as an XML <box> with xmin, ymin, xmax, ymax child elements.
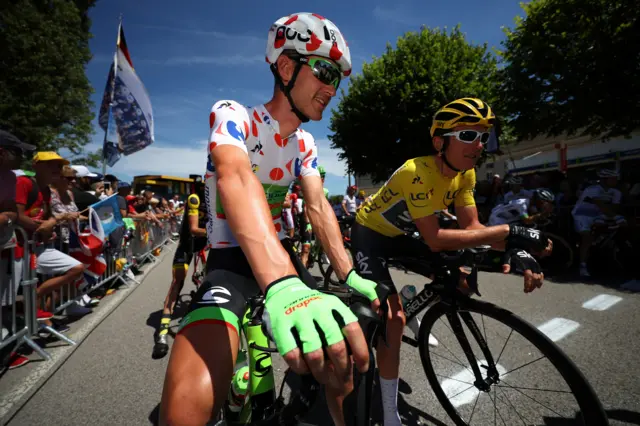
<box><xmin>440</xmin><ymin>137</ymin><xmax>463</xmax><ymax>173</ymax></box>
<box><xmin>270</xmin><ymin>62</ymin><xmax>309</xmax><ymax>123</ymax></box>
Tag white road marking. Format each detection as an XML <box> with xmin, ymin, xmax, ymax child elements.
<box><xmin>440</xmin><ymin>361</ymin><xmax>507</xmax><ymax>407</ymax></box>
<box><xmin>537</xmin><ymin>318</ymin><xmax>580</xmax><ymax>342</ymax></box>
<box><xmin>582</xmin><ymin>294</ymin><xmax>622</xmax><ymax>311</ymax></box>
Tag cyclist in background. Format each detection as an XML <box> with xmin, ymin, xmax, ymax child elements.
<box><xmin>503</xmin><ymin>175</ymin><xmax>533</xmax><ymax>204</ymax></box>
<box><xmin>318</xmin><ymin>165</ymin><xmax>329</xmax><ymax>198</ymax></box>
<box><xmin>572</xmin><ymin>168</ymin><xmax>624</xmax><ymax>277</ymax></box>
<box><xmin>152</xmin><ymin>179</ymin><xmax>207</xmax><ymax>359</ymax></box>
<box><xmin>340</xmin><ymin>98</ymin><xmax>551</xmax><ymax>426</ymax></box>
<box><xmin>488</xmin><ymin>188</ymin><xmax>555</xmax><ymax>226</ymax></box>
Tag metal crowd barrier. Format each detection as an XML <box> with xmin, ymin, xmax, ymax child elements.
<box><xmin>43</xmin><ymin>218</ymin><xmax>174</xmax><ymax>321</ymax></box>
<box><xmin>130</xmin><ymin>218</ymin><xmax>174</xmax><ymax>266</ymax></box>
<box><xmin>0</xmin><ymin>217</ymin><xmax>175</xmax><ymax>365</ymax></box>
<box><xmin>1</xmin><ymin>226</ymin><xmax>53</xmax><ymax>361</ymax></box>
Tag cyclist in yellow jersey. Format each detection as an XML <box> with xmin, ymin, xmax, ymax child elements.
<box><xmin>341</xmin><ymin>98</ymin><xmax>553</xmax><ymax>426</ymax></box>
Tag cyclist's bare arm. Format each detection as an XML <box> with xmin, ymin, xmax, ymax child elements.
<box><xmin>416</xmin><ymin>205</ymin><xmax>509</xmax><ymax>251</ymax></box>
<box><xmin>212</xmin><ymin>145</ymin><xmax>297</xmax><ymax>290</ymax></box>
<box><xmin>341</xmin><ymin>200</ymin><xmax>349</xmax><ymax>215</ymax></box>
<box><xmin>302</xmin><ymin>175</ymin><xmax>353</xmax><ymax>280</ymax></box>
<box><xmin>188</xmin><ymin>214</ymin><xmax>207</xmax><ymax>238</ymax></box>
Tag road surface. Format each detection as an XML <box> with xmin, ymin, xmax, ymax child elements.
<box><xmin>2</xmin><ymin>245</ymin><xmax>639</xmax><ymax>425</ymax></box>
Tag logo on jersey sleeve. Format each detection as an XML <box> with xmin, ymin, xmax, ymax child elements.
<box><xmin>226</xmin><ymin>121</ymin><xmax>245</xmax><ymax>142</ymax></box>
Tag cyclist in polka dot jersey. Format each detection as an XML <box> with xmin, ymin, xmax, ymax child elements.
<box><xmin>161</xmin><ymin>13</ymin><xmax>380</xmax><ymax>426</ymax></box>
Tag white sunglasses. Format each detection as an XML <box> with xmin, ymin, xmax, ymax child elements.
<box><xmin>443</xmin><ymin>130</ymin><xmax>491</xmax><ymax>144</ymax></box>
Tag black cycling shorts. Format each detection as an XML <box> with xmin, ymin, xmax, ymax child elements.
<box><xmin>349</xmin><ymin>221</ymin><xmax>436</xmax><ymax>294</ymax></box>
<box><xmin>172</xmin><ymin>237</ymin><xmax>207</xmax><ymax>271</ymax></box>
<box><xmin>179</xmin><ymin>239</ymin><xmax>317</xmax><ymax>336</ymax></box>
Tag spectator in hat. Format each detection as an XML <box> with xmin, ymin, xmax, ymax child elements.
<box><xmin>0</xmin><ymin>131</ymin><xmax>35</xmax><ymax>369</ymax></box>
<box><xmin>16</xmin><ymin>152</ymin><xmax>88</xmax><ymax>321</ymax></box>
<box><xmin>71</xmin><ymin>165</ymin><xmax>100</xmax><ymax>211</ymax></box>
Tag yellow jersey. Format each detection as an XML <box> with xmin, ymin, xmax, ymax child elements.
<box><xmin>356</xmin><ymin>156</ymin><xmax>476</xmax><ymax>237</ymax></box>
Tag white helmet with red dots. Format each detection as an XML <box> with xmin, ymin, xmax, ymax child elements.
<box><xmin>266</xmin><ymin>12</ymin><xmax>352</xmax><ymax>78</ymax></box>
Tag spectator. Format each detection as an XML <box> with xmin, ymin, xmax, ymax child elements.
<box><xmin>116</xmin><ymin>181</ymin><xmax>131</xmax><ymax>218</ymax></box>
<box><xmin>71</xmin><ymin>165</ymin><xmax>100</xmax><ymax>211</ymax></box>
<box><xmin>489</xmin><ymin>174</ymin><xmax>505</xmax><ymax>206</ymax></box>
<box><xmin>168</xmin><ymin>195</ymin><xmax>181</xmax><ymax>210</ymax></box>
<box><xmin>50</xmin><ymin>166</ymin><xmax>83</xmax><ymax>246</ymax></box>
<box><xmin>342</xmin><ymin>185</ymin><xmax>358</xmax><ymax>217</ymax></box>
<box><xmin>16</xmin><ymin>152</ymin><xmax>87</xmax><ymax>324</ymax></box>
<box><xmin>1</xmin><ymin>131</ymin><xmax>34</xmax><ymax>246</ymax></box>
<box><xmin>91</xmin><ymin>181</ymin><xmax>107</xmax><ymax>200</ymax></box>
<box><xmin>0</xmin><ymin>131</ymin><xmax>34</xmax><ymax>369</ymax></box>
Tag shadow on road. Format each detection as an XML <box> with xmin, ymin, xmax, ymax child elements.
<box><xmin>149</xmin><ymin>403</ymin><xmax>159</xmax><ymax>425</ymax></box>
<box><xmin>541</xmin><ymin>408</ymin><xmax>640</xmax><ymax>425</ymax></box>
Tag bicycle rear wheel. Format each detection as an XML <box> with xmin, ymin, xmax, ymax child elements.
<box><xmin>418</xmin><ymin>298</ymin><xmax>608</xmax><ymax>426</ymax></box>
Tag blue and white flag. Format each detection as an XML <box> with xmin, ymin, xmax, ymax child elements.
<box><xmin>90</xmin><ymin>195</ymin><xmax>124</xmax><ymax>237</ymax></box>
<box><xmin>99</xmin><ymin>23</ymin><xmax>154</xmax><ymax>165</ymax></box>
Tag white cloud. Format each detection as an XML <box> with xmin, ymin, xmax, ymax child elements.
<box><xmin>161</xmin><ymin>54</ymin><xmax>264</xmax><ymax>66</ymax></box>
<box><xmin>107</xmin><ymin>143</ymin><xmax>208</xmax><ymax>178</ymax></box>
<box><xmin>139</xmin><ymin>25</ymin><xmax>263</xmax><ymax>45</ymax></box>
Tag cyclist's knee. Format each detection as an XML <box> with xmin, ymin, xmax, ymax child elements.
<box><xmin>387</xmin><ymin>294</ymin><xmax>406</xmax><ymax>329</ymax></box>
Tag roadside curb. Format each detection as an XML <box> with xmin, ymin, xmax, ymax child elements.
<box><xmin>0</xmin><ymin>245</ymin><xmax>175</xmax><ymax>426</ymax></box>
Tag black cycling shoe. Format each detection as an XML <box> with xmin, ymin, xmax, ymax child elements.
<box><xmin>152</xmin><ymin>341</ymin><xmax>169</xmax><ymax>359</ymax></box>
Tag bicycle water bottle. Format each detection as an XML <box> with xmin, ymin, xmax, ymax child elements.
<box><xmin>399</xmin><ymin>285</ymin><xmax>421</xmax><ymax>339</ymax></box>
<box><xmin>228</xmin><ymin>365</ymin><xmax>250</xmax><ymax>413</ymax></box>
<box><xmin>399</xmin><ymin>285</ymin><xmax>417</xmax><ymax>308</ymax></box>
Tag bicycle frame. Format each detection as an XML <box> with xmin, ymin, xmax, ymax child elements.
<box><xmin>396</xmin><ymin>256</ymin><xmax>501</xmax><ymax>390</ymax></box>
<box><xmin>232</xmin><ymin>300</ymin><xmax>278</xmax><ymax>425</ymax></box>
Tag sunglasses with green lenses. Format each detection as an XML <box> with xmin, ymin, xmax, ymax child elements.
<box><xmin>298</xmin><ymin>57</ymin><xmax>341</xmax><ymax>90</ymax></box>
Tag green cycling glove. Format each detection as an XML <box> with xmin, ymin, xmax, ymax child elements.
<box><xmin>343</xmin><ymin>269</ymin><xmax>380</xmax><ymax>303</ymax></box>
<box><xmin>263</xmin><ymin>276</ymin><xmax>358</xmax><ymax>356</ymax></box>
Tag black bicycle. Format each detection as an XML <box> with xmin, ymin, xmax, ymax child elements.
<box><xmin>323</xmin><ymin>246</ymin><xmax>609</xmax><ymax>425</ymax></box>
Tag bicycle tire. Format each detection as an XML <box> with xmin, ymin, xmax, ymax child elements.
<box><xmin>418</xmin><ymin>298</ymin><xmax>608</xmax><ymax>426</ymax></box>
<box><xmin>538</xmin><ymin>232</ymin><xmax>575</xmax><ymax>276</ymax></box>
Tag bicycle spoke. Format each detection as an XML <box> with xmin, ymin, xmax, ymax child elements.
<box><xmin>430</xmin><ymin>350</ymin><xmax>470</xmax><ymax>371</ymax></box>
<box><xmin>433</xmin><ymin>318</ymin><xmax>474</xmax><ymax>374</ymax></box>
<box><xmin>495</xmin><ymin>329</ymin><xmax>514</xmax><ymax>366</ymax></box>
<box><xmin>467</xmin><ymin>391</ymin><xmax>481</xmax><ymax>425</ymax></box>
<box><xmin>481</xmin><ymin>314</ymin><xmax>488</xmax><ymax>349</ymax></box>
<box><xmin>434</xmin><ymin>373</ymin><xmax>474</xmax><ymax>386</ymax></box>
<box><xmin>501</xmin><ymin>355</ymin><xmax>547</xmax><ymax>376</ymax></box>
<box><xmin>496</xmin><ymin>384</ymin><xmax>528</xmax><ymax>426</ymax></box>
<box><xmin>499</xmin><ymin>378</ymin><xmax>569</xmax><ymax>419</ymax></box>
<box><xmin>488</xmin><ymin>387</ymin><xmax>508</xmax><ymax>426</ymax></box>
<box><xmin>495</xmin><ymin>384</ymin><xmax>572</xmax><ymax>394</ymax></box>
<box><xmin>447</xmin><ymin>384</ymin><xmax>477</xmax><ymax>400</ymax></box>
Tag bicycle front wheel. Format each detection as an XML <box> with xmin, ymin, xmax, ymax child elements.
<box><xmin>418</xmin><ymin>298</ymin><xmax>608</xmax><ymax>426</ymax></box>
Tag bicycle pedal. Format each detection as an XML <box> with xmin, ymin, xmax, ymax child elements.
<box><xmin>401</xmin><ymin>335</ymin><xmax>419</xmax><ymax>347</ymax></box>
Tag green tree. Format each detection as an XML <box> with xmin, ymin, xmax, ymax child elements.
<box><xmin>330</xmin><ymin>25</ymin><xmax>500</xmax><ymax>183</ymax></box>
<box><xmin>0</xmin><ymin>0</ymin><xmax>97</xmax><ymax>153</ymax></box>
<box><xmin>500</xmin><ymin>0</ymin><xmax>640</xmax><ymax>141</ymax></box>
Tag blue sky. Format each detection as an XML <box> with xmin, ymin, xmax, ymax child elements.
<box><xmin>81</xmin><ymin>0</ymin><xmax>525</xmax><ymax>196</ymax></box>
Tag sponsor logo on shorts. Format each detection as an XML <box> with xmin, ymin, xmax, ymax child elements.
<box><xmin>200</xmin><ymin>286</ymin><xmax>232</xmax><ymax>304</ymax></box>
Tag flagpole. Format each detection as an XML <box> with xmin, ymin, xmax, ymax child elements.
<box><xmin>102</xmin><ymin>14</ymin><xmax>123</xmax><ymax>177</ymax></box>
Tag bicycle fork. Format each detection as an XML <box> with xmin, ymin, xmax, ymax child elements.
<box><xmin>446</xmin><ymin>310</ymin><xmax>500</xmax><ymax>392</ymax></box>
